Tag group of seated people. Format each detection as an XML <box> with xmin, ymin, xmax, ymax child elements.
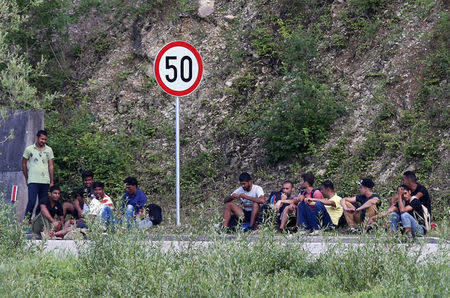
<box><xmin>30</xmin><ymin>171</ymin><xmax>161</xmax><ymax>239</ymax></box>
<box><xmin>222</xmin><ymin>171</ymin><xmax>432</xmax><ymax>237</ymax></box>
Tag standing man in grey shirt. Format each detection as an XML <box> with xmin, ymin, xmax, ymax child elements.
<box><xmin>22</xmin><ymin>130</ymin><xmax>54</xmax><ymax>221</ymax></box>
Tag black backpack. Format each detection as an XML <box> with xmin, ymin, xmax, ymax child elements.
<box><xmin>269</xmin><ymin>191</ymin><xmax>283</xmax><ymax>204</ymax></box>
<box><xmin>146</xmin><ymin>204</ymin><xmax>163</xmax><ymax>225</ymax></box>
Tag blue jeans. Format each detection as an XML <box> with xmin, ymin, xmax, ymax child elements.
<box><xmin>124</xmin><ymin>205</ymin><xmax>135</xmax><ymax>228</ymax></box>
<box><xmin>401</xmin><ymin>212</ymin><xmax>424</xmax><ymax>236</ymax></box>
<box><xmin>101</xmin><ymin>206</ymin><xmax>117</xmax><ymax>226</ymax></box>
<box><xmin>297</xmin><ymin>201</ymin><xmax>333</xmax><ymax>231</ymax></box>
<box><xmin>25</xmin><ymin>183</ymin><xmax>49</xmax><ymax>219</ymax></box>
<box><xmin>389</xmin><ymin>212</ymin><xmax>401</xmax><ymax>231</ymax></box>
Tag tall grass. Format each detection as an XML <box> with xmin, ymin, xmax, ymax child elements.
<box><xmin>0</xmin><ymin>226</ymin><xmax>448</xmax><ymax>297</ymax></box>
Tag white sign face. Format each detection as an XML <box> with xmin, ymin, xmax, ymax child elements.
<box><xmin>154</xmin><ymin>41</ymin><xmax>203</xmax><ymax>96</ymax></box>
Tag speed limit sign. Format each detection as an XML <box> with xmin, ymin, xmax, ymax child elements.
<box><xmin>154</xmin><ymin>41</ymin><xmax>203</xmax><ymax>226</ymax></box>
<box><xmin>154</xmin><ymin>41</ymin><xmax>203</xmax><ymax>96</ymax></box>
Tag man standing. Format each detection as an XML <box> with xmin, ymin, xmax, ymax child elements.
<box><xmin>341</xmin><ymin>179</ymin><xmax>380</xmax><ymax>233</ymax></box>
<box><xmin>22</xmin><ymin>130</ymin><xmax>54</xmax><ymax>221</ymax></box>
<box><xmin>121</xmin><ymin>177</ymin><xmax>148</xmax><ymax>226</ymax></box>
<box><xmin>297</xmin><ymin>180</ymin><xmax>342</xmax><ymax>235</ymax></box>
<box><xmin>223</xmin><ymin>172</ymin><xmax>265</xmax><ymax>230</ymax></box>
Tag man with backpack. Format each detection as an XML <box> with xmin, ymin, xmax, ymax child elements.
<box><xmin>278</xmin><ymin>172</ymin><xmax>323</xmax><ymax>231</ymax></box>
<box><xmin>392</xmin><ymin>171</ymin><xmax>431</xmax><ymax>217</ymax></box>
<box><xmin>340</xmin><ymin>178</ymin><xmax>380</xmax><ymax>234</ymax></box>
<box><xmin>270</xmin><ymin>181</ymin><xmax>296</xmax><ymax>229</ymax></box>
<box><xmin>389</xmin><ymin>184</ymin><xmax>428</xmax><ymax>236</ymax></box>
<box><xmin>222</xmin><ymin>172</ymin><xmax>265</xmax><ymax>231</ymax></box>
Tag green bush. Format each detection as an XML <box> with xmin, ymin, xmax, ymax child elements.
<box><xmin>261</xmin><ymin>77</ymin><xmax>345</xmax><ymax>163</ymax></box>
<box><xmin>46</xmin><ymin>111</ymin><xmax>133</xmax><ymax>200</ymax></box>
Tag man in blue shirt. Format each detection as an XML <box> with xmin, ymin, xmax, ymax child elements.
<box><xmin>122</xmin><ymin>177</ymin><xmax>148</xmax><ymax>227</ymax></box>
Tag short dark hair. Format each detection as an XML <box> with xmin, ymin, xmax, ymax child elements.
<box><xmin>301</xmin><ymin>172</ymin><xmax>315</xmax><ymax>187</ymax></box>
<box><xmin>36</xmin><ymin>130</ymin><xmax>47</xmax><ymax>137</ymax></box>
<box><xmin>321</xmin><ymin>180</ymin><xmax>334</xmax><ymax>191</ymax></box>
<box><xmin>399</xmin><ymin>184</ymin><xmax>411</xmax><ymax>192</ymax></box>
<box><xmin>76</xmin><ymin>188</ymin><xmax>84</xmax><ymax>197</ymax></box>
<box><xmin>81</xmin><ymin>170</ymin><xmax>94</xmax><ymax>180</ymax></box>
<box><xmin>403</xmin><ymin>171</ymin><xmax>417</xmax><ymax>183</ymax></box>
<box><xmin>92</xmin><ymin>181</ymin><xmax>104</xmax><ymax>189</ymax></box>
<box><xmin>49</xmin><ymin>185</ymin><xmax>60</xmax><ymax>193</ymax></box>
<box><xmin>124</xmin><ymin>177</ymin><xmax>138</xmax><ymax>186</ymax></box>
<box><xmin>282</xmin><ymin>181</ymin><xmax>293</xmax><ymax>188</ymax></box>
<box><xmin>239</xmin><ymin>172</ymin><xmax>252</xmax><ymax>182</ymax></box>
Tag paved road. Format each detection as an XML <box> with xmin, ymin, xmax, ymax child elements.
<box><xmin>30</xmin><ymin>235</ymin><xmax>448</xmax><ymax>262</ymax></box>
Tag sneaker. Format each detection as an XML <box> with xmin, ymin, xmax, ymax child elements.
<box><xmin>309</xmin><ymin>230</ymin><xmax>321</xmax><ymax>236</ymax></box>
<box><xmin>25</xmin><ymin>228</ymin><xmax>31</xmax><ymax>234</ymax></box>
<box><xmin>349</xmin><ymin>228</ymin><xmax>359</xmax><ymax>235</ymax></box>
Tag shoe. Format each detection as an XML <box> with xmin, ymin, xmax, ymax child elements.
<box><xmin>309</xmin><ymin>230</ymin><xmax>321</xmax><ymax>236</ymax></box>
<box><xmin>25</xmin><ymin>228</ymin><xmax>31</xmax><ymax>234</ymax></box>
<box><xmin>297</xmin><ymin>229</ymin><xmax>311</xmax><ymax>235</ymax></box>
<box><xmin>349</xmin><ymin>228</ymin><xmax>359</xmax><ymax>235</ymax></box>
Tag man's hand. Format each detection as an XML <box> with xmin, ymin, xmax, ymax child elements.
<box><xmin>224</xmin><ymin>195</ymin><xmax>234</xmax><ymax>203</ymax></box>
<box><xmin>275</xmin><ymin>200</ymin><xmax>283</xmax><ymax>211</ymax></box>
<box><xmin>281</xmin><ymin>193</ymin><xmax>287</xmax><ymax>201</ymax></box>
<box><xmin>52</xmin><ymin>221</ymin><xmax>62</xmax><ymax>231</ymax></box>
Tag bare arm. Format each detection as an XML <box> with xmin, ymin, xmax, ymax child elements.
<box><xmin>308</xmin><ymin>197</ymin><xmax>336</xmax><ymax>207</ymax></box>
<box><xmin>73</xmin><ymin>199</ymin><xmax>84</xmax><ymax>218</ymax></box>
<box><xmin>239</xmin><ymin>193</ymin><xmax>265</xmax><ymax>204</ymax></box>
<box><xmin>341</xmin><ymin>197</ymin><xmax>356</xmax><ymax>211</ymax></box>
<box><xmin>397</xmin><ymin>197</ymin><xmax>413</xmax><ymax>213</ymax></box>
<box><xmin>22</xmin><ymin>157</ymin><xmax>28</xmax><ymax>184</ymax></box>
<box><xmin>224</xmin><ymin>194</ymin><xmax>238</xmax><ymax>203</ymax></box>
<box><xmin>355</xmin><ymin>197</ymin><xmax>379</xmax><ymax>212</ymax></box>
<box><xmin>366</xmin><ymin>205</ymin><xmax>398</xmax><ymax>227</ymax></box>
<box><xmin>48</xmin><ymin>159</ymin><xmax>54</xmax><ymax>187</ymax></box>
<box><xmin>40</xmin><ymin>204</ymin><xmax>56</xmax><ymax>224</ymax></box>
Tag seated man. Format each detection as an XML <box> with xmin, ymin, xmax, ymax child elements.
<box><xmin>82</xmin><ymin>181</ymin><xmax>114</xmax><ymax>225</ymax></box>
<box><xmin>278</xmin><ymin>172</ymin><xmax>323</xmax><ymax>230</ymax></box>
<box><xmin>389</xmin><ymin>185</ymin><xmax>426</xmax><ymax>236</ymax></box>
<box><xmin>63</xmin><ymin>170</ymin><xmax>94</xmax><ymax>219</ymax></box>
<box><xmin>341</xmin><ymin>178</ymin><xmax>379</xmax><ymax>233</ymax></box>
<box><xmin>31</xmin><ymin>185</ymin><xmax>74</xmax><ymax>239</ymax></box>
<box><xmin>391</xmin><ymin>171</ymin><xmax>431</xmax><ymax>218</ymax></box>
<box><xmin>273</xmin><ymin>181</ymin><xmax>297</xmax><ymax>229</ymax></box>
<box><xmin>222</xmin><ymin>172</ymin><xmax>265</xmax><ymax>230</ymax></box>
<box><xmin>297</xmin><ymin>180</ymin><xmax>342</xmax><ymax>235</ymax></box>
<box><xmin>121</xmin><ymin>177</ymin><xmax>148</xmax><ymax>227</ymax></box>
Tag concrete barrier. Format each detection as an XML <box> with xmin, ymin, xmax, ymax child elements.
<box><xmin>0</xmin><ymin>110</ymin><xmax>44</xmax><ymax>220</ymax></box>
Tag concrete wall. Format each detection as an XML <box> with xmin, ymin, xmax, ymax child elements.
<box><xmin>0</xmin><ymin>110</ymin><xmax>44</xmax><ymax>220</ymax></box>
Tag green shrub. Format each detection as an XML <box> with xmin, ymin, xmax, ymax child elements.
<box><xmin>0</xmin><ymin>201</ymin><xmax>25</xmax><ymax>258</ymax></box>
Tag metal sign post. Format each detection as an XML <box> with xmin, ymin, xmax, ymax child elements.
<box><xmin>154</xmin><ymin>41</ymin><xmax>203</xmax><ymax>226</ymax></box>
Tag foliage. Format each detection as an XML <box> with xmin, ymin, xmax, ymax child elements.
<box><xmin>46</xmin><ymin>111</ymin><xmax>133</xmax><ymax>200</ymax></box>
<box><xmin>0</xmin><ymin>201</ymin><xmax>25</xmax><ymax>258</ymax></box>
<box><xmin>0</xmin><ymin>232</ymin><xmax>448</xmax><ymax>296</ymax></box>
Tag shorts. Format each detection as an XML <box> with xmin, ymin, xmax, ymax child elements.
<box><xmin>31</xmin><ymin>213</ymin><xmax>53</xmax><ymax>234</ymax></box>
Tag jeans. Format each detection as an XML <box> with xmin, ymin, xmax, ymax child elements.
<box><xmin>124</xmin><ymin>205</ymin><xmax>135</xmax><ymax>228</ymax></box>
<box><xmin>297</xmin><ymin>201</ymin><xmax>333</xmax><ymax>231</ymax></box>
<box><xmin>25</xmin><ymin>183</ymin><xmax>49</xmax><ymax>219</ymax></box>
<box><xmin>401</xmin><ymin>212</ymin><xmax>424</xmax><ymax>236</ymax></box>
<box><xmin>101</xmin><ymin>206</ymin><xmax>116</xmax><ymax>226</ymax></box>
<box><xmin>389</xmin><ymin>212</ymin><xmax>401</xmax><ymax>231</ymax></box>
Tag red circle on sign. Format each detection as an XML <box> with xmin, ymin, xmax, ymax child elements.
<box><xmin>154</xmin><ymin>41</ymin><xmax>203</xmax><ymax>96</ymax></box>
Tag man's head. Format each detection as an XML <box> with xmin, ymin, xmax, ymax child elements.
<box><xmin>124</xmin><ymin>176</ymin><xmax>138</xmax><ymax>195</ymax></box>
<box><xmin>49</xmin><ymin>185</ymin><xmax>61</xmax><ymax>202</ymax></box>
<box><xmin>75</xmin><ymin>188</ymin><xmax>84</xmax><ymax>201</ymax></box>
<box><xmin>357</xmin><ymin>178</ymin><xmax>374</xmax><ymax>196</ymax></box>
<box><xmin>81</xmin><ymin>170</ymin><xmax>94</xmax><ymax>188</ymax></box>
<box><xmin>320</xmin><ymin>180</ymin><xmax>334</xmax><ymax>198</ymax></box>
<box><xmin>36</xmin><ymin>130</ymin><xmax>48</xmax><ymax>147</ymax></box>
<box><xmin>399</xmin><ymin>184</ymin><xmax>412</xmax><ymax>201</ymax></box>
<box><xmin>282</xmin><ymin>181</ymin><xmax>294</xmax><ymax>197</ymax></box>
<box><xmin>93</xmin><ymin>181</ymin><xmax>105</xmax><ymax>199</ymax></box>
<box><xmin>300</xmin><ymin>172</ymin><xmax>315</xmax><ymax>189</ymax></box>
<box><xmin>402</xmin><ymin>171</ymin><xmax>417</xmax><ymax>188</ymax></box>
<box><xmin>239</xmin><ymin>172</ymin><xmax>253</xmax><ymax>191</ymax></box>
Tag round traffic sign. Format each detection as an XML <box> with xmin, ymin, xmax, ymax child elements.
<box><xmin>154</xmin><ymin>41</ymin><xmax>203</xmax><ymax>97</ymax></box>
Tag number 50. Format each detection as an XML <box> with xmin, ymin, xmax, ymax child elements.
<box><xmin>165</xmin><ymin>56</ymin><xmax>193</xmax><ymax>83</ymax></box>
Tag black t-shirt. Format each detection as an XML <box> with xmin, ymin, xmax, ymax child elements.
<box><xmin>412</xmin><ymin>184</ymin><xmax>431</xmax><ymax>215</ymax></box>
<box><xmin>354</xmin><ymin>193</ymin><xmax>380</xmax><ymax>209</ymax></box>
<box><xmin>40</xmin><ymin>198</ymin><xmax>63</xmax><ymax>218</ymax></box>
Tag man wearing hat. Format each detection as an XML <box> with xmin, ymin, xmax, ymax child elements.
<box><xmin>340</xmin><ymin>179</ymin><xmax>380</xmax><ymax>234</ymax></box>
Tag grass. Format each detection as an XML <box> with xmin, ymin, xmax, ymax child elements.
<box><xmin>0</xmin><ymin>199</ymin><xmax>448</xmax><ymax>297</ymax></box>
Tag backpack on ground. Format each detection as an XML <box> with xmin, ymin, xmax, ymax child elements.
<box><xmin>146</xmin><ymin>204</ymin><xmax>163</xmax><ymax>225</ymax></box>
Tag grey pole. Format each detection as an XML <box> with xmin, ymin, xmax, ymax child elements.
<box><xmin>175</xmin><ymin>96</ymin><xmax>181</xmax><ymax>226</ymax></box>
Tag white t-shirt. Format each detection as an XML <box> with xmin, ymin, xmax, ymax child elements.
<box><xmin>83</xmin><ymin>194</ymin><xmax>114</xmax><ymax>216</ymax></box>
<box><xmin>232</xmin><ymin>184</ymin><xmax>264</xmax><ymax>211</ymax></box>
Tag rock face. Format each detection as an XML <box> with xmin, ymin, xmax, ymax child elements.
<box><xmin>198</xmin><ymin>0</ymin><xmax>214</xmax><ymax>18</ymax></box>
<box><xmin>62</xmin><ymin>1</ymin><xmax>447</xmax><ymax>221</ymax></box>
